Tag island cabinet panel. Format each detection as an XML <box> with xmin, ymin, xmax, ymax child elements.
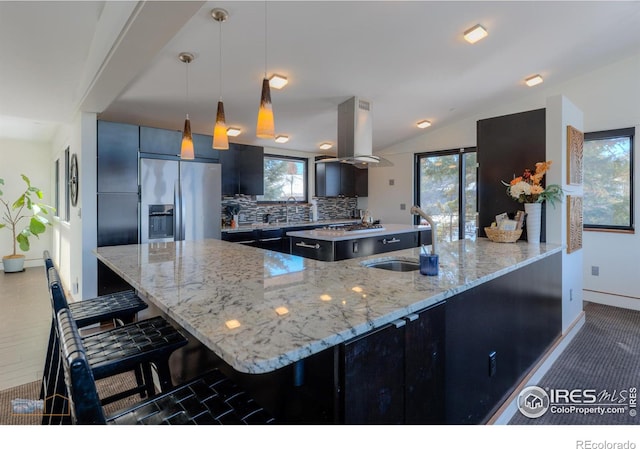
<box><xmin>340</xmin><ymin>302</ymin><xmax>446</xmax><ymax>424</ymax></box>
<box><xmin>445</xmin><ymin>252</ymin><xmax>562</xmax><ymax>424</ymax></box>
<box><xmin>290</xmin><ymin>236</ymin><xmax>335</xmax><ymax>261</ymax></box>
<box><xmin>372</xmin><ymin>232</ymin><xmax>419</xmax><ymax>254</ymax></box>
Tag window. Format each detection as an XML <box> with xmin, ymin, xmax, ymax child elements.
<box><xmin>258</xmin><ymin>155</ymin><xmax>308</xmax><ymax>203</ymax></box>
<box><xmin>583</xmin><ymin>127</ymin><xmax>634</xmax><ymax>232</ymax></box>
<box><xmin>415</xmin><ymin>148</ymin><xmax>477</xmax><ymax>242</ymax></box>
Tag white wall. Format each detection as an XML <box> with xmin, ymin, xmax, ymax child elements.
<box><xmin>371</xmin><ymin>52</ymin><xmax>640</xmax><ymax>308</ymax></box>
<box><xmin>50</xmin><ymin>112</ymin><xmax>98</xmax><ymax>300</ymax></box>
<box><xmin>0</xmin><ymin>138</ymin><xmax>53</xmax><ymax>269</ymax></box>
<box><xmin>545</xmin><ymin>95</ymin><xmax>584</xmax><ymax>331</ymax></box>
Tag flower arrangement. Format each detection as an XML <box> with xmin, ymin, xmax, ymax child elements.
<box><xmin>502</xmin><ymin>161</ymin><xmax>564</xmax><ymax>206</ymax></box>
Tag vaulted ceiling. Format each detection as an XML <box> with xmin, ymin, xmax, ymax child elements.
<box><xmin>1</xmin><ymin>1</ymin><xmax>639</xmax><ymax>154</ymax></box>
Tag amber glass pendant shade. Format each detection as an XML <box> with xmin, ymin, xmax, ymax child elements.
<box><xmin>181</xmin><ymin>115</ymin><xmax>194</xmax><ymax>160</ymax></box>
<box><xmin>256</xmin><ymin>78</ymin><xmax>275</xmax><ymax>139</ymax></box>
<box><xmin>213</xmin><ymin>101</ymin><xmax>229</xmax><ymax>150</ymax></box>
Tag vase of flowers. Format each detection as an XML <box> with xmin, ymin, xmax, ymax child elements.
<box><xmin>502</xmin><ymin>161</ymin><xmax>563</xmax><ymax>243</ymax></box>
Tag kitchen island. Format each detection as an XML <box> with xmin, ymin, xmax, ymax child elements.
<box><xmin>287</xmin><ymin>223</ymin><xmax>431</xmax><ymax>261</ymax></box>
<box><xmin>95</xmin><ymin>238</ymin><xmax>562</xmax><ymax>424</ymax></box>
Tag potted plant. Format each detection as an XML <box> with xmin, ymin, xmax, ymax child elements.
<box><xmin>0</xmin><ymin>174</ymin><xmax>55</xmax><ymax>273</ymax></box>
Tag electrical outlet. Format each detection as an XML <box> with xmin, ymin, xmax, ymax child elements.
<box><xmin>389</xmin><ymin>179</ymin><xmax>395</xmax><ymax>186</ymax></box>
<box><xmin>400</xmin><ymin>203</ymin><xmax>406</xmax><ymax>210</ymax></box>
<box><xmin>591</xmin><ymin>266</ymin><xmax>599</xmax><ymax>276</ymax></box>
<box><xmin>488</xmin><ymin>351</ymin><xmax>497</xmax><ymax>377</ymax></box>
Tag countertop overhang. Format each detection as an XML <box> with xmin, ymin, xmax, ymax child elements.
<box><xmin>94</xmin><ymin>238</ymin><xmax>562</xmax><ymax>374</ymax></box>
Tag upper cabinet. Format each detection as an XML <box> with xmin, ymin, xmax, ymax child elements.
<box><xmin>220</xmin><ymin>143</ymin><xmax>264</xmax><ymax>196</ymax></box>
<box><xmin>139</xmin><ymin>125</ymin><xmax>181</xmax><ymax>156</ymax></box>
<box><xmin>97</xmin><ymin>121</ymin><xmax>139</xmax><ymax>193</ymax></box>
<box><xmin>193</xmin><ymin>133</ymin><xmax>220</xmax><ymax>161</ymax></box>
<box><xmin>315</xmin><ymin>157</ymin><xmax>368</xmax><ymax>197</ymax></box>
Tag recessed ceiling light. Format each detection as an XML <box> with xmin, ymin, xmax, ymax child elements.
<box><xmin>417</xmin><ymin>120</ymin><xmax>432</xmax><ymax>129</ymax></box>
<box><xmin>463</xmin><ymin>24</ymin><xmax>488</xmax><ymax>44</ymax></box>
<box><xmin>525</xmin><ymin>74</ymin><xmax>544</xmax><ymax>87</ymax></box>
<box><xmin>269</xmin><ymin>74</ymin><xmax>288</xmax><ymax>89</ymax></box>
<box><xmin>319</xmin><ymin>142</ymin><xmax>333</xmax><ymax>150</ymax></box>
<box><xmin>275</xmin><ymin>135</ymin><xmax>289</xmax><ymax>143</ymax></box>
<box><xmin>226</xmin><ymin>127</ymin><xmax>241</xmax><ymax>137</ymax></box>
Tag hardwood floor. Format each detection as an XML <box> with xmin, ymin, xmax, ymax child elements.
<box><xmin>0</xmin><ymin>267</ymin><xmax>50</xmax><ymax>391</ymax></box>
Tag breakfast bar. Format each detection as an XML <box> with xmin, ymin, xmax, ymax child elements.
<box><xmin>95</xmin><ymin>238</ymin><xmax>562</xmax><ymax>424</ymax></box>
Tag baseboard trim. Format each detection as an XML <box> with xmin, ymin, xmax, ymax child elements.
<box><xmin>583</xmin><ymin>289</ymin><xmax>640</xmax><ymax>312</ymax></box>
<box><xmin>487</xmin><ymin>310</ymin><xmax>586</xmax><ymax>425</ymax></box>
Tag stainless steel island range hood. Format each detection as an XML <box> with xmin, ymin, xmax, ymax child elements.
<box><xmin>318</xmin><ymin>96</ymin><xmax>392</xmax><ymax>168</ymax></box>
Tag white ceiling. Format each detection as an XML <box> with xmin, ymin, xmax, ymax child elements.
<box><xmin>1</xmin><ymin>1</ymin><xmax>639</xmax><ymax>153</ymax></box>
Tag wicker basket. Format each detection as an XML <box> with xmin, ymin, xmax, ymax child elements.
<box><xmin>484</xmin><ymin>227</ymin><xmax>523</xmax><ymax>243</ymax></box>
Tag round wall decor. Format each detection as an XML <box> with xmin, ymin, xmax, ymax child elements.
<box><xmin>70</xmin><ymin>153</ymin><xmax>79</xmax><ymax>207</ymax></box>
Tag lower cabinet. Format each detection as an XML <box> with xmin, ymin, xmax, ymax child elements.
<box><xmin>340</xmin><ymin>302</ymin><xmax>446</xmax><ymax>424</ymax></box>
<box><xmin>445</xmin><ymin>252</ymin><xmax>562</xmax><ymax>424</ymax></box>
<box><xmin>292</xmin><ymin>231</ymin><xmax>420</xmax><ymax>261</ymax></box>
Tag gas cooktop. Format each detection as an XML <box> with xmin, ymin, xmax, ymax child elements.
<box><xmin>343</xmin><ymin>223</ymin><xmax>385</xmax><ymax>232</ymax></box>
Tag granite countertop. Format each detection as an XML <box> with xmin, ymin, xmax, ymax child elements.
<box><xmin>94</xmin><ymin>238</ymin><xmax>562</xmax><ymax>374</ymax></box>
<box><xmin>221</xmin><ymin>218</ymin><xmax>360</xmax><ymax>233</ymax></box>
<box><xmin>286</xmin><ymin>223</ymin><xmax>430</xmax><ymax>242</ymax></box>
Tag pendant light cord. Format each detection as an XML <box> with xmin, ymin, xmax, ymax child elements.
<box><xmin>219</xmin><ymin>19</ymin><xmax>223</xmax><ymax>101</ymax></box>
<box><xmin>264</xmin><ymin>0</ymin><xmax>268</xmax><ymax>78</ymax></box>
<box><xmin>185</xmin><ymin>58</ymin><xmax>190</xmax><ymax>117</ymax></box>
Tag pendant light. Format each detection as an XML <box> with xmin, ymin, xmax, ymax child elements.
<box><xmin>256</xmin><ymin>0</ymin><xmax>275</xmax><ymax>139</ymax></box>
<box><xmin>179</xmin><ymin>52</ymin><xmax>195</xmax><ymax>160</ymax></box>
<box><xmin>211</xmin><ymin>8</ymin><xmax>229</xmax><ymax>150</ymax></box>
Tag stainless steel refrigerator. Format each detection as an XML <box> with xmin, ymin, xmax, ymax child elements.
<box><xmin>140</xmin><ymin>158</ymin><xmax>221</xmax><ymax>243</ymax></box>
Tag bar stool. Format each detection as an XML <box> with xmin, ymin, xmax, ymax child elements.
<box><xmin>40</xmin><ymin>251</ymin><xmax>148</xmax><ymax>404</ymax></box>
<box><xmin>56</xmin><ymin>308</ymin><xmax>275</xmax><ymax>425</ymax></box>
<box><xmin>42</xmin><ymin>267</ymin><xmax>188</xmax><ymax>424</ymax></box>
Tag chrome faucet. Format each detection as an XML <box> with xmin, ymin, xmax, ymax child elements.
<box><xmin>286</xmin><ymin>196</ymin><xmax>297</xmax><ymax>223</ymax></box>
<box><xmin>410</xmin><ymin>205</ymin><xmax>437</xmax><ymax>255</ymax></box>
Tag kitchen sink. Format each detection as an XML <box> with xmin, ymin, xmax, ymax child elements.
<box><xmin>361</xmin><ymin>258</ymin><xmax>420</xmax><ymax>272</ymax></box>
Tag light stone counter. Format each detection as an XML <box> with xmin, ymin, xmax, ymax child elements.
<box><xmin>94</xmin><ymin>238</ymin><xmax>561</xmax><ymax>374</ymax></box>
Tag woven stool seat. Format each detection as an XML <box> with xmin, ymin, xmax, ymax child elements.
<box><xmin>57</xmin><ymin>309</ymin><xmax>275</xmax><ymax>425</ymax></box>
<box><xmin>82</xmin><ymin>315</ymin><xmax>188</xmax><ymax>380</ymax></box>
<box><xmin>107</xmin><ymin>370</ymin><xmax>276</xmax><ymax>425</ymax></box>
<box><xmin>68</xmin><ymin>290</ymin><xmax>148</xmax><ymax>328</ymax></box>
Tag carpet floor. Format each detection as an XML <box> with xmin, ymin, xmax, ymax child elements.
<box><xmin>509</xmin><ymin>301</ymin><xmax>640</xmax><ymax>425</ymax></box>
<box><xmin>0</xmin><ymin>371</ymin><xmax>140</xmax><ymax>425</ymax></box>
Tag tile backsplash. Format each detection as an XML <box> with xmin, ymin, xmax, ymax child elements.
<box><xmin>222</xmin><ymin>195</ymin><xmax>358</xmax><ymax>225</ymax></box>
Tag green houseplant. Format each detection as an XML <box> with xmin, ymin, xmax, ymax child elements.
<box><xmin>0</xmin><ymin>174</ymin><xmax>55</xmax><ymax>272</ymax></box>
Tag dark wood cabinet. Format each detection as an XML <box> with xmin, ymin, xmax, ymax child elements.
<box><xmin>340</xmin><ymin>302</ymin><xmax>446</xmax><ymax>424</ymax></box>
<box><xmin>354</xmin><ymin>166</ymin><xmax>368</xmax><ymax>197</ymax></box>
<box><xmin>315</xmin><ymin>157</ymin><xmax>367</xmax><ymax>197</ymax></box>
<box><xmin>139</xmin><ymin>125</ymin><xmax>181</xmax><ymax>157</ymax></box>
<box><xmin>236</xmin><ymin>144</ymin><xmax>264</xmax><ymax>195</ymax></box>
<box><xmin>291</xmin><ymin>231</ymin><xmax>420</xmax><ymax>261</ymax></box>
<box><xmin>193</xmin><ymin>133</ymin><xmax>219</xmax><ymax>161</ymax></box>
<box><xmin>445</xmin><ymin>252</ymin><xmax>561</xmax><ymax>424</ymax></box>
<box><xmin>372</xmin><ymin>232</ymin><xmax>419</xmax><ymax>253</ymax></box>
<box><xmin>97</xmin><ymin>121</ymin><xmax>139</xmax><ymax>193</ymax></box>
<box><xmin>220</xmin><ymin>143</ymin><xmax>264</xmax><ymax>195</ymax></box>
